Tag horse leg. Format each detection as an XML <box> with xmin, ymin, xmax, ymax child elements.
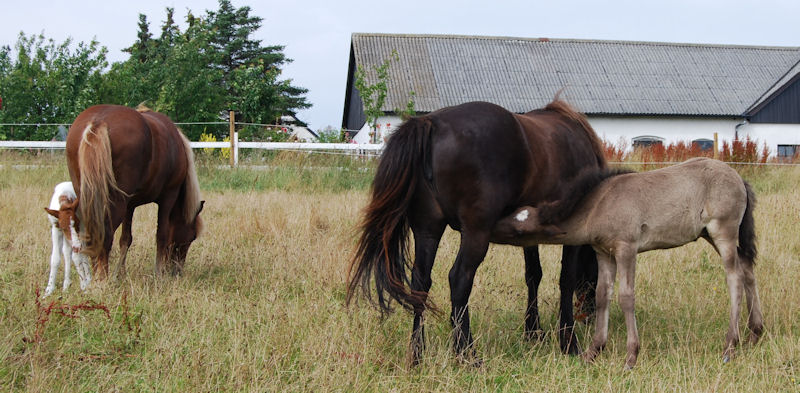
<box><xmin>406</xmin><ymin>223</ymin><xmax>445</xmax><ymax>368</ymax></box>
<box><xmin>114</xmin><ymin>208</ymin><xmax>135</xmax><ymax>281</ymax></box>
<box><xmin>61</xmin><ymin>237</ymin><xmax>73</xmax><ymax>291</ymax></box>
<box><xmin>45</xmin><ymin>226</ymin><xmax>62</xmax><ymax>297</ymax></box>
<box><xmin>449</xmin><ymin>230</ymin><xmax>490</xmax><ymax>366</ymax></box>
<box><xmin>523</xmin><ymin>246</ymin><xmax>545</xmax><ymax>341</ymax></box>
<box><xmin>155</xmin><ymin>195</ymin><xmax>178</xmax><ymax>277</ymax></box>
<box><xmin>739</xmin><ymin>260</ymin><xmax>764</xmax><ymax>344</ymax></box>
<box><xmin>575</xmin><ymin>244</ymin><xmax>598</xmax><ymax>321</ymax></box>
<box><xmin>615</xmin><ymin>244</ymin><xmax>639</xmax><ymax>370</ymax></box>
<box><xmin>96</xmin><ymin>200</ymin><xmax>127</xmax><ymax>281</ymax></box>
<box><xmin>558</xmin><ymin>246</ymin><xmax>582</xmax><ymax>355</ymax></box>
<box><xmin>72</xmin><ymin>252</ymin><xmax>91</xmax><ymax>291</ymax></box>
<box><xmin>582</xmin><ymin>251</ymin><xmax>616</xmax><ymax>364</ymax></box>
<box><xmin>715</xmin><ymin>238</ymin><xmax>744</xmax><ymax>362</ymax></box>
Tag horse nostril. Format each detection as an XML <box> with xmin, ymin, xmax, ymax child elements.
<box><xmin>72</xmin><ymin>246</ymin><xmax>81</xmax><ymax>253</ymax></box>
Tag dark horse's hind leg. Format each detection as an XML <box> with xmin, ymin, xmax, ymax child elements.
<box><xmin>407</xmin><ymin>224</ymin><xmax>445</xmax><ymax>367</ymax></box>
<box><xmin>523</xmin><ymin>246</ymin><xmax>545</xmax><ymax>341</ymax></box>
<box><xmin>449</xmin><ymin>230</ymin><xmax>490</xmax><ymax>366</ymax></box>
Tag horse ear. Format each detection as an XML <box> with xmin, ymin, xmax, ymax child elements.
<box><xmin>44</xmin><ymin>207</ymin><xmax>60</xmax><ymax>218</ymax></box>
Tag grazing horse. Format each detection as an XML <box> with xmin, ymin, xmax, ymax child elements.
<box><xmin>66</xmin><ymin>105</ymin><xmax>204</xmax><ymax>280</ymax></box>
<box><xmin>44</xmin><ymin>182</ymin><xmax>91</xmax><ymax>296</ymax></box>
<box><xmin>346</xmin><ymin>99</ymin><xmax>607</xmax><ymax>366</ymax></box>
<box><xmin>492</xmin><ymin>158</ymin><xmax>763</xmax><ymax>369</ymax></box>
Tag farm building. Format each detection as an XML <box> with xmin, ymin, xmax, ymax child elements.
<box><xmin>342</xmin><ymin>33</ymin><xmax>800</xmax><ymax>158</ymax></box>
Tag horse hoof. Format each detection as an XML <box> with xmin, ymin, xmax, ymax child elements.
<box><xmin>722</xmin><ymin>355</ymin><xmax>731</xmax><ymax>364</ymax></box>
<box><xmin>624</xmin><ymin>364</ymin><xmax>634</xmax><ymax>371</ymax></box>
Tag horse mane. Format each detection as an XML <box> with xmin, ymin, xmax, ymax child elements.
<box><xmin>544</xmin><ymin>98</ymin><xmax>608</xmax><ymax>169</ymax></box>
<box><xmin>135</xmin><ymin>103</ymin><xmax>152</xmax><ymax>113</ymax></box>
<box><xmin>538</xmin><ymin>167</ymin><xmax>633</xmax><ymax>225</ymax></box>
<box><xmin>177</xmin><ymin>130</ymin><xmax>203</xmax><ymax>231</ymax></box>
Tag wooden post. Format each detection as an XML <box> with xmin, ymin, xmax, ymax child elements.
<box><xmin>713</xmin><ymin>132</ymin><xmax>719</xmax><ymax>160</ymax></box>
<box><xmin>229</xmin><ymin>110</ymin><xmax>235</xmax><ymax>168</ymax></box>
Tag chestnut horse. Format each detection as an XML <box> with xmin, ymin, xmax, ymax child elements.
<box><xmin>346</xmin><ymin>99</ymin><xmax>607</xmax><ymax>366</ymax></box>
<box><xmin>66</xmin><ymin>105</ymin><xmax>204</xmax><ymax>280</ymax></box>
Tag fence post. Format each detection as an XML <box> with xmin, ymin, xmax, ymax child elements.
<box><xmin>713</xmin><ymin>132</ymin><xmax>719</xmax><ymax>160</ymax></box>
<box><xmin>229</xmin><ymin>110</ymin><xmax>236</xmax><ymax>168</ymax></box>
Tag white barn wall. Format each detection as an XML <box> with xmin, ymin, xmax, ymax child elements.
<box><xmin>355</xmin><ymin>114</ymin><xmax>800</xmax><ymax>157</ymax></box>
<box><xmin>738</xmin><ymin>123</ymin><xmax>800</xmax><ymax>155</ymax></box>
<box><xmin>587</xmin><ymin>116</ymin><xmax>741</xmax><ymax>151</ymax></box>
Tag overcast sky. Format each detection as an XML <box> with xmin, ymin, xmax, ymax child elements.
<box><xmin>2</xmin><ymin>0</ymin><xmax>799</xmax><ymax>130</ymax></box>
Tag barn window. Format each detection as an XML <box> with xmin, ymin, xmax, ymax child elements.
<box><xmin>692</xmin><ymin>138</ymin><xmax>714</xmax><ymax>151</ymax></box>
<box><xmin>777</xmin><ymin>145</ymin><xmax>799</xmax><ymax>161</ymax></box>
<box><xmin>632</xmin><ymin>136</ymin><xmax>664</xmax><ymax>148</ymax></box>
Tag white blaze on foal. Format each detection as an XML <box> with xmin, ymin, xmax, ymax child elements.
<box><xmin>44</xmin><ymin>182</ymin><xmax>91</xmax><ymax>296</ymax></box>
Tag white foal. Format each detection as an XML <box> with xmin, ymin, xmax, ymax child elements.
<box><xmin>44</xmin><ymin>182</ymin><xmax>91</xmax><ymax>296</ymax></box>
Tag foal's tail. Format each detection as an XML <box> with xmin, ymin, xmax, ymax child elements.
<box><xmin>76</xmin><ymin>122</ymin><xmax>126</xmax><ymax>257</ymax></box>
<box><xmin>738</xmin><ymin>181</ymin><xmax>757</xmax><ymax>263</ymax></box>
<box><xmin>346</xmin><ymin>117</ymin><xmax>435</xmax><ymax>315</ymax></box>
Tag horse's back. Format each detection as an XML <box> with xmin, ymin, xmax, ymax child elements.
<box><xmin>424</xmin><ymin>102</ymin><xmax>537</xmax><ymax>226</ymax></box>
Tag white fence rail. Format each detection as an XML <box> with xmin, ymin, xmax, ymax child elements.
<box><xmin>0</xmin><ymin>140</ymin><xmax>385</xmax><ymax>166</ymax></box>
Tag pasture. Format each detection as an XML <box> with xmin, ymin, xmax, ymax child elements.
<box><xmin>1</xmin><ymin>151</ymin><xmax>799</xmax><ymax>392</ymax></box>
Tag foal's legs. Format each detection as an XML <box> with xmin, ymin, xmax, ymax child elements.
<box><xmin>739</xmin><ymin>260</ymin><xmax>764</xmax><ymax>344</ymax></box>
<box><xmin>582</xmin><ymin>251</ymin><xmax>617</xmax><ymax>364</ymax></box>
<box><xmin>523</xmin><ymin>246</ymin><xmax>544</xmax><ymax>341</ymax></box>
<box><xmin>46</xmin><ymin>226</ymin><xmax>64</xmax><ymax>296</ymax></box>
<box><xmin>407</xmin><ymin>223</ymin><xmax>445</xmax><ymax>367</ymax></box>
<box><xmin>715</xmin><ymin>237</ymin><xmax>744</xmax><ymax>362</ymax></box>
<box><xmin>449</xmin><ymin>230</ymin><xmax>490</xmax><ymax>365</ymax></box>
<box><xmin>61</xmin><ymin>235</ymin><xmax>73</xmax><ymax>291</ymax></box>
<box><xmin>114</xmin><ymin>209</ymin><xmax>135</xmax><ymax>281</ymax></box>
<box><xmin>615</xmin><ymin>245</ymin><xmax>640</xmax><ymax>369</ymax></box>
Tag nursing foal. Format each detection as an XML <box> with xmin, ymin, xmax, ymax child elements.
<box><xmin>491</xmin><ymin>157</ymin><xmax>763</xmax><ymax>369</ymax></box>
<box><xmin>44</xmin><ymin>182</ymin><xmax>91</xmax><ymax>296</ymax></box>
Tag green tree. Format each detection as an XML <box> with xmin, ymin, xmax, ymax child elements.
<box><xmin>0</xmin><ymin>33</ymin><xmax>107</xmax><ymax>140</ymax></box>
<box><xmin>205</xmin><ymin>0</ymin><xmax>310</xmax><ymax>124</ymax></box>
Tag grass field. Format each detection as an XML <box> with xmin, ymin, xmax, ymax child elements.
<box><xmin>1</xmin><ymin>151</ymin><xmax>799</xmax><ymax>392</ymax></box>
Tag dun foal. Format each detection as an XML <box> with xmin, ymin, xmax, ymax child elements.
<box><xmin>44</xmin><ymin>182</ymin><xmax>91</xmax><ymax>296</ymax></box>
<box><xmin>491</xmin><ymin>158</ymin><xmax>763</xmax><ymax>369</ymax></box>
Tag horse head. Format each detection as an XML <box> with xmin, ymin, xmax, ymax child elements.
<box><xmin>44</xmin><ymin>196</ymin><xmax>82</xmax><ymax>253</ymax></box>
<box><xmin>169</xmin><ymin>200</ymin><xmax>205</xmax><ymax>270</ymax></box>
<box><xmin>493</xmin><ymin>206</ymin><xmax>566</xmax><ymax>244</ymax></box>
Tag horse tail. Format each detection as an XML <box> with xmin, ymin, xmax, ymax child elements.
<box><xmin>738</xmin><ymin>181</ymin><xmax>757</xmax><ymax>264</ymax></box>
<box><xmin>178</xmin><ymin>130</ymin><xmax>202</xmax><ymax>226</ymax></box>
<box><xmin>545</xmin><ymin>98</ymin><xmax>608</xmax><ymax>168</ymax></box>
<box><xmin>76</xmin><ymin>122</ymin><xmax>125</xmax><ymax>257</ymax></box>
<box><xmin>346</xmin><ymin>117</ymin><xmax>434</xmax><ymax>315</ymax></box>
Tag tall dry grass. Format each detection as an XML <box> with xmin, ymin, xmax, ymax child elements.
<box><xmin>1</xmin><ymin>151</ymin><xmax>799</xmax><ymax>391</ymax></box>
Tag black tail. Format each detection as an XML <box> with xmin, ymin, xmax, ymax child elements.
<box><xmin>738</xmin><ymin>181</ymin><xmax>757</xmax><ymax>263</ymax></box>
<box><xmin>346</xmin><ymin>117</ymin><xmax>434</xmax><ymax>315</ymax></box>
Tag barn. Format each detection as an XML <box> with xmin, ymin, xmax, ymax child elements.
<box><xmin>341</xmin><ymin>33</ymin><xmax>800</xmax><ymax>158</ymax></box>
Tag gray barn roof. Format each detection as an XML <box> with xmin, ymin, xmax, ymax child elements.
<box><xmin>347</xmin><ymin>33</ymin><xmax>800</xmax><ymax>118</ymax></box>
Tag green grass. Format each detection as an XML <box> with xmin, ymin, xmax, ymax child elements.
<box><xmin>1</xmin><ymin>150</ymin><xmax>800</xmax><ymax>391</ymax></box>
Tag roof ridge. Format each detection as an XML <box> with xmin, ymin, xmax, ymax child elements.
<box><xmin>351</xmin><ymin>32</ymin><xmax>800</xmax><ymax>51</ymax></box>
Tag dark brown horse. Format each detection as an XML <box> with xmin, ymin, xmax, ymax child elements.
<box><xmin>66</xmin><ymin>105</ymin><xmax>204</xmax><ymax>280</ymax></box>
<box><xmin>346</xmin><ymin>99</ymin><xmax>607</xmax><ymax>366</ymax></box>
